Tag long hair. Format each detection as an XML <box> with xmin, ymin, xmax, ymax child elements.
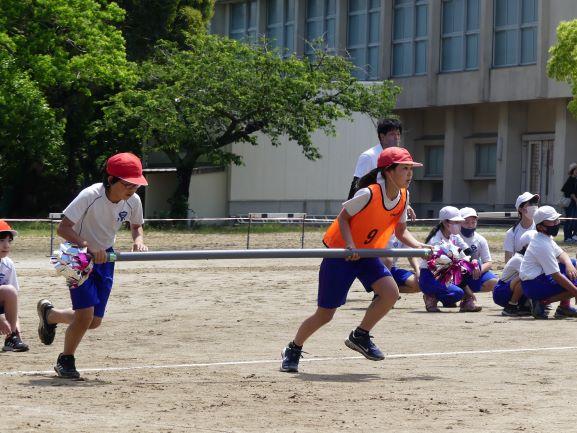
<box><xmin>355</xmin><ymin>163</ymin><xmax>400</xmax><ymax>193</ymax></box>
<box><xmin>425</xmin><ymin>222</ymin><xmax>443</xmax><ymax>243</ymax></box>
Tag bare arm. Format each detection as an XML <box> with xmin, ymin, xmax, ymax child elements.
<box><xmin>551</xmin><ymin>272</ymin><xmax>577</xmax><ymax>296</ymax></box>
<box><xmin>336</xmin><ymin>209</ymin><xmax>360</xmax><ymax>261</ymax></box>
<box><xmin>130</xmin><ymin>224</ymin><xmax>148</xmax><ymax>252</ymax></box>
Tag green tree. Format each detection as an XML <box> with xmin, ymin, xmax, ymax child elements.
<box><xmin>115</xmin><ymin>0</ymin><xmax>215</xmax><ymax>61</ymax></box>
<box><xmin>0</xmin><ymin>0</ymin><xmax>136</xmax><ymax>214</ymax></box>
<box><xmin>548</xmin><ymin>19</ymin><xmax>577</xmax><ymax>115</ymax></box>
<box><xmin>98</xmin><ymin>36</ymin><xmax>400</xmax><ymax>216</ymax></box>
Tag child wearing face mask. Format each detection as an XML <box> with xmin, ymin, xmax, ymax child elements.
<box><xmin>419</xmin><ymin>206</ymin><xmax>481</xmax><ymax>313</ymax></box>
<box><xmin>503</xmin><ymin>192</ymin><xmax>539</xmax><ymax>263</ymax></box>
<box><xmin>459</xmin><ymin>207</ymin><xmax>498</xmax><ymax>295</ymax></box>
<box><xmin>493</xmin><ymin>230</ymin><xmax>535</xmax><ymax>317</ymax></box>
<box><xmin>519</xmin><ymin>206</ymin><xmax>577</xmax><ymax>320</ymax></box>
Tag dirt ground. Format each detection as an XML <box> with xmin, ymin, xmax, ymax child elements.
<box><xmin>2</xmin><ymin>228</ymin><xmax>577</xmax><ymax>433</ymax></box>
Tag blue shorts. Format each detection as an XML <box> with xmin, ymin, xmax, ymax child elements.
<box><xmin>390</xmin><ymin>266</ymin><xmax>414</xmax><ymax>286</ymax></box>
<box><xmin>69</xmin><ymin>252</ymin><xmax>115</xmax><ymax>318</ymax></box>
<box><xmin>522</xmin><ymin>261</ymin><xmax>577</xmax><ymax>301</ymax></box>
<box><xmin>493</xmin><ymin>280</ymin><xmax>512</xmax><ymax>307</ymax></box>
<box><xmin>317</xmin><ymin>258</ymin><xmax>391</xmax><ymax>309</ymax></box>
<box><xmin>419</xmin><ymin>268</ymin><xmax>464</xmax><ymax>306</ymax></box>
<box><xmin>463</xmin><ymin>271</ymin><xmax>498</xmax><ymax>292</ymax></box>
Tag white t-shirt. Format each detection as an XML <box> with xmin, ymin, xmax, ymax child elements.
<box><xmin>500</xmin><ymin>254</ymin><xmax>523</xmax><ymax>283</ymax></box>
<box><xmin>353</xmin><ymin>144</ymin><xmax>381</xmax><ymax>178</ymax></box>
<box><xmin>0</xmin><ymin>257</ymin><xmax>19</xmax><ymax>290</ymax></box>
<box><xmin>63</xmin><ymin>183</ymin><xmax>144</xmax><ymax>251</ymax></box>
<box><xmin>519</xmin><ymin>232</ymin><xmax>563</xmax><ymax>280</ymax></box>
<box><xmin>420</xmin><ymin>231</ymin><xmax>468</xmax><ymax>269</ymax></box>
<box><xmin>503</xmin><ymin>222</ymin><xmax>536</xmax><ymax>255</ymax></box>
<box><xmin>387</xmin><ymin>235</ymin><xmax>405</xmax><ymax>266</ymax></box>
<box><xmin>342</xmin><ymin>176</ymin><xmax>408</xmax><ymax>224</ymax></box>
<box><xmin>461</xmin><ymin>232</ymin><xmax>492</xmax><ymax>263</ymax></box>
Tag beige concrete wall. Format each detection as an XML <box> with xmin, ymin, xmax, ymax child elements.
<box><xmin>229</xmin><ymin>113</ymin><xmax>377</xmax><ymax>204</ymax></box>
<box><xmin>188</xmin><ymin>171</ymin><xmax>228</xmax><ymax>218</ymax></box>
<box><xmin>143</xmin><ymin>172</ymin><xmax>178</xmax><ymax>218</ymax></box>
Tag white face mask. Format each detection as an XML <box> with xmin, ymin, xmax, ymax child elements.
<box><xmin>525</xmin><ymin>205</ymin><xmax>538</xmax><ymax>219</ymax></box>
<box><xmin>447</xmin><ymin>222</ymin><xmax>461</xmax><ymax>235</ymax></box>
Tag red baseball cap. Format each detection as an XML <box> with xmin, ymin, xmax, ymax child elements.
<box><xmin>0</xmin><ymin>220</ymin><xmax>17</xmax><ymax>237</ymax></box>
<box><xmin>106</xmin><ymin>153</ymin><xmax>148</xmax><ymax>186</ymax></box>
<box><xmin>377</xmin><ymin>147</ymin><xmax>423</xmax><ymax>169</ymax></box>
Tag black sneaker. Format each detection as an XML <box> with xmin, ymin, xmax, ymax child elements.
<box><xmin>54</xmin><ymin>353</ymin><xmax>80</xmax><ymax>379</ymax></box>
<box><xmin>501</xmin><ymin>303</ymin><xmax>520</xmax><ymax>317</ymax></box>
<box><xmin>345</xmin><ymin>330</ymin><xmax>385</xmax><ymax>361</ymax></box>
<box><xmin>37</xmin><ymin>299</ymin><xmax>57</xmax><ymax>345</ymax></box>
<box><xmin>2</xmin><ymin>332</ymin><xmax>29</xmax><ymax>352</ymax></box>
<box><xmin>280</xmin><ymin>344</ymin><xmax>302</xmax><ymax>373</ymax></box>
<box><xmin>554</xmin><ymin>305</ymin><xmax>577</xmax><ymax>319</ymax></box>
<box><xmin>517</xmin><ymin>302</ymin><xmax>532</xmax><ymax>316</ymax></box>
<box><xmin>531</xmin><ymin>300</ymin><xmax>549</xmax><ymax>320</ymax></box>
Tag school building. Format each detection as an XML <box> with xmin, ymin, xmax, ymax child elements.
<box><xmin>144</xmin><ymin>0</ymin><xmax>577</xmax><ymax>219</ymax></box>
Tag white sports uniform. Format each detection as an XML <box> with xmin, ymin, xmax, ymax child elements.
<box><xmin>0</xmin><ymin>257</ymin><xmax>19</xmax><ymax>290</ymax></box>
<box><xmin>503</xmin><ymin>222</ymin><xmax>536</xmax><ymax>256</ymax></box>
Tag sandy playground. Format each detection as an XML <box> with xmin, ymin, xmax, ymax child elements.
<box><xmin>2</xmin><ymin>227</ymin><xmax>577</xmax><ymax>433</ymax></box>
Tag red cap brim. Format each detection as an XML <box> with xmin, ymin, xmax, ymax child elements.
<box><xmin>119</xmin><ymin>176</ymin><xmax>148</xmax><ymax>186</ymax></box>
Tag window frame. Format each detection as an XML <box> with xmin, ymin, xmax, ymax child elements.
<box><xmin>440</xmin><ymin>0</ymin><xmax>480</xmax><ymax>72</ymax></box>
<box><xmin>305</xmin><ymin>0</ymin><xmax>337</xmax><ymax>57</ymax></box>
<box><xmin>229</xmin><ymin>0</ymin><xmax>258</xmax><ymax>43</ymax></box>
<box><xmin>493</xmin><ymin>0</ymin><xmax>538</xmax><ymax>68</ymax></box>
<box><xmin>266</xmin><ymin>0</ymin><xmax>296</xmax><ymax>55</ymax></box>
<box><xmin>391</xmin><ymin>0</ymin><xmax>429</xmax><ymax>78</ymax></box>
<box><xmin>347</xmin><ymin>0</ymin><xmax>382</xmax><ymax>81</ymax></box>
<box><xmin>474</xmin><ymin>142</ymin><xmax>498</xmax><ymax>177</ymax></box>
<box><xmin>424</xmin><ymin>144</ymin><xmax>444</xmax><ymax>178</ymax></box>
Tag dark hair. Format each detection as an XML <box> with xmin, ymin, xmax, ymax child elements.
<box><xmin>102</xmin><ymin>172</ymin><xmax>119</xmax><ymax>189</ymax></box>
<box><xmin>0</xmin><ymin>232</ymin><xmax>14</xmax><ymax>241</ymax></box>
<box><xmin>377</xmin><ymin>118</ymin><xmax>402</xmax><ymax>137</ymax></box>
<box><xmin>425</xmin><ymin>222</ymin><xmax>443</xmax><ymax>243</ymax></box>
<box><xmin>517</xmin><ymin>246</ymin><xmax>528</xmax><ymax>255</ymax></box>
<box><xmin>356</xmin><ymin>164</ymin><xmax>399</xmax><ymax>192</ymax></box>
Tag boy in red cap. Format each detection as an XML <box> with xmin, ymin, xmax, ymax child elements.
<box><xmin>281</xmin><ymin>147</ymin><xmax>428</xmax><ymax>373</ymax></box>
<box><xmin>0</xmin><ymin>220</ymin><xmax>29</xmax><ymax>352</ymax></box>
<box><xmin>37</xmin><ymin>152</ymin><xmax>148</xmax><ymax>378</ymax></box>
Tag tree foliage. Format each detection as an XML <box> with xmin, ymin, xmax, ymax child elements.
<box><xmin>115</xmin><ymin>0</ymin><xmax>215</xmax><ymax>60</ymax></box>
<box><xmin>548</xmin><ymin>19</ymin><xmax>577</xmax><ymax>116</ymax></box>
<box><xmin>98</xmin><ymin>36</ymin><xmax>400</xmax><ymax>216</ymax></box>
<box><xmin>0</xmin><ymin>0</ymin><xmax>135</xmax><ymax>214</ymax></box>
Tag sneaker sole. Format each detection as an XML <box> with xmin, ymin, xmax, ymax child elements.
<box><xmin>2</xmin><ymin>346</ymin><xmax>29</xmax><ymax>352</ymax></box>
<box><xmin>37</xmin><ymin>299</ymin><xmax>56</xmax><ymax>346</ymax></box>
<box><xmin>54</xmin><ymin>366</ymin><xmax>81</xmax><ymax>379</ymax></box>
<box><xmin>344</xmin><ymin>339</ymin><xmax>385</xmax><ymax>361</ymax></box>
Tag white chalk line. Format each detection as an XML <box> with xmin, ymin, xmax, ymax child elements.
<box><xmin>2</xmin><ymin>345</ymin><xmax>577</xmax><ymax>377</ymax></box>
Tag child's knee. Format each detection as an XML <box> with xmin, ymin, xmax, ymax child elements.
<box><xmin>89</xmin><ymin>317</ymin><xmax>102</xmax><ymax>329</ymax></box>
<box><xmin>373</xmin><ymin>277</ymin><xmax>399</xmax><ymax>300</ymax></box>
<box><xmin>315</xmin><ymin>307</ymin><xmax>336</xmax><ymax>324</ymax></box>
<box><xmin>0</xmin><ymin>284</ymin><xmax>17</xmax><ymax>298</ymax></box>
<box><xmin>74</xmin><ymin>308</ymin><xmax>95</xmax><ymax>327</ymax></box>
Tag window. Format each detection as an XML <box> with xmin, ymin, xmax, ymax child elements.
<box><xmin>425</xmin><ymin>146</ymin><xmax>444</xmax><ymax>177</ymax></box>
<box><xmin>229</xmin><ymin>0</ymin><xmax>258</xmax><ymax>42</ymax></box>
<box><xmin>392</xmin><ymin>0</ymin><xmax>428</xmax><ymax>77</ymax></box>
<box><xmin>347</xmin><ymin>0</ymin><xmax>381</xmax><ymax>80</ymax></box>
<box><xmin>475</xmin><ymin>143</ymin><xmax>497</xmax><ymax>176</ymax></box>
<box><xmin>267</xmin><ymin>0</ymin><xmax>296</xmax><ymax>54</ymax></box>
<box><xmin>305</xmin><ymin>0</ymin><xmax>337</xmax><ymax>57</ymax></box>
<box><xmin>494</xmin><ymin>0</ymin><xmax>538</xmax><ymax>67</ymax></box>
<box><xmin>441</xmin><ymin>0</ymin><xmax>479</xmax><ymax>71</ymax></box>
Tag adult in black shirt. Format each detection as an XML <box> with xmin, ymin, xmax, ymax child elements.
<box><xmin>561</xmin><ymin>162</ymin><xmax>577</xmax><ymax>242</ymax></box>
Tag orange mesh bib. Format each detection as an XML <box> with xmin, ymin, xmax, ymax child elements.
<box><xmin>323</xmin><ymin>184</ymin><xmax>407</xmax><ymax>249</ymax></box>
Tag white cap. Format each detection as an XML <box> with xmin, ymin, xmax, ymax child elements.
<box><xmin>533</xmin><ymin>205</ymin><xmax>562</xmax><ymax>225</ymax></box>
<box><xmin>439</xmin><ymin>206</ymin><xmax>465</xmax><ymax>222</ymax></box>
<box><xmin>515</xmin><ymin>192</ymin><xmax>540</xmax><ymax>210</ymax></box>
<box><xmin>569</xmin><ymin>162</ymin><xmax>577</xmax><ymax>174</ymax></box>
<box><xmin>518</xmin><ymin>230</ymin><xmax>537</xmax><ymax>251</ymax></box>
<box><xmin>460</xmin><ymin>207</ymin><xmax>478</xmax><ymax>219</ymax></box>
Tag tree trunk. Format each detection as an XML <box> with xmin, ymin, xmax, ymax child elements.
<box><xmin>170</xmin><ymin>164</ymin><xmax>194</xmax><ymax>218</ymax></box>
